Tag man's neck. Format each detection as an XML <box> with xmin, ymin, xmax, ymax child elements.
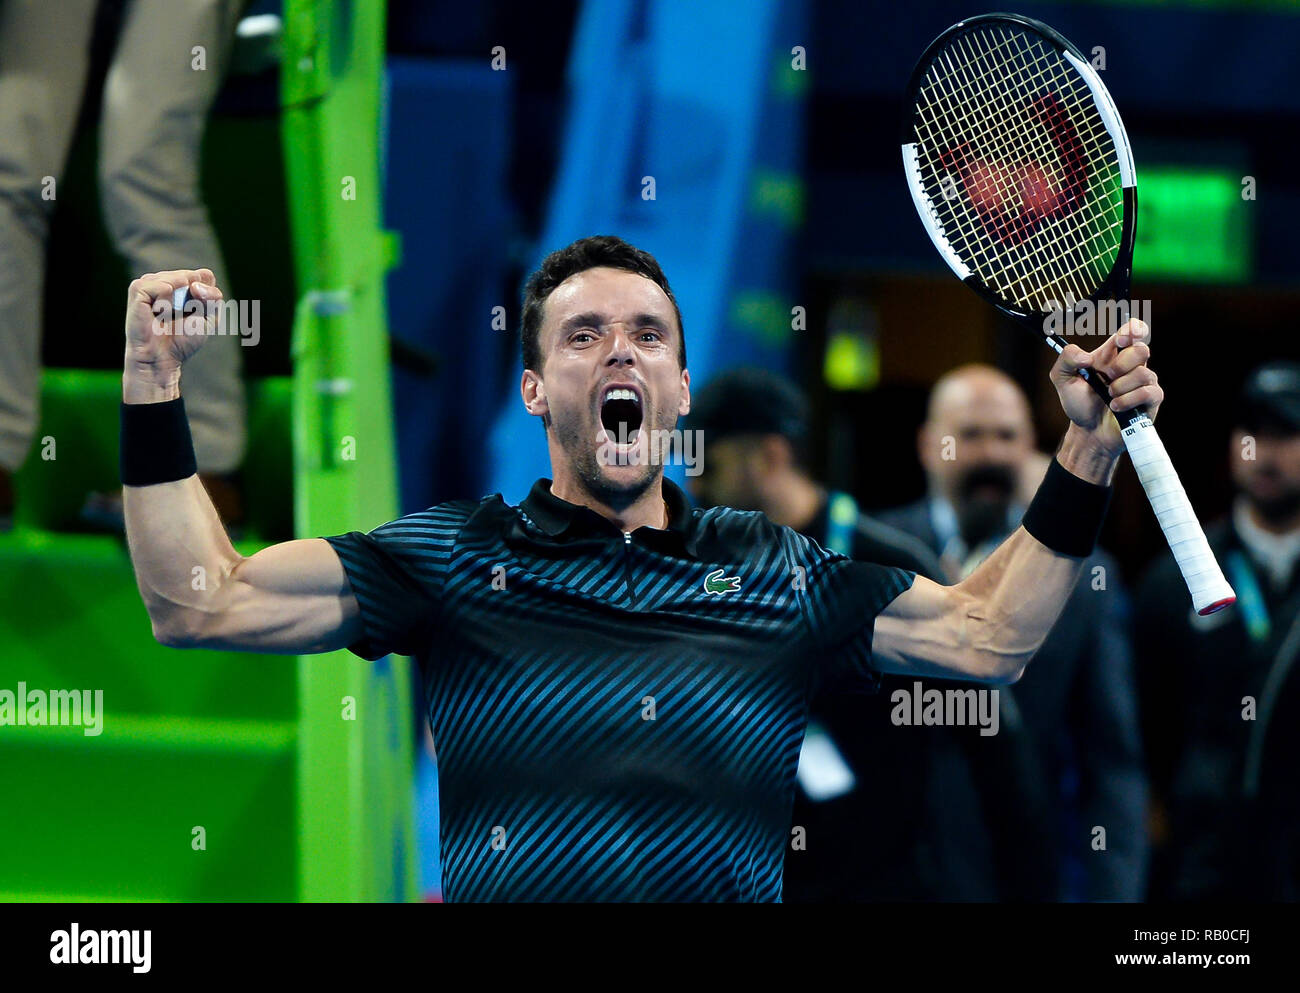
<box><xmin>549</xmin><ymin>472</ymin><xmax>669</xmax><ymax>532</ymax></box>
<box><xmin>764</xmin><ymin>472</ymin><xmax>825</xmax><ymax>531</ymax></box>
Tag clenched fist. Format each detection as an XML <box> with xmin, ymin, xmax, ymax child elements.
<box><xmin>1051</xmin><ymin>319</ymin><xmax>1163</xmax><ymax>457</ymax></box>
<box><xmin>123</xmin><ymin>268</ymin><xmax>224</xmax><ymax>404</ymax></box>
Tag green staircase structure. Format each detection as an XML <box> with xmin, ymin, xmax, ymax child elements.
<box><xmin>0</xmin><ymin>0</ymin><xmax>417</xmax><ymax>902</ymax></box>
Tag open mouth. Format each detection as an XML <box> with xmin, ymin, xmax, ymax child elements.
<box><xmin>600</xmin><ymin>385</ymin><xmax>644</xmax><ymax>445</ymax></box>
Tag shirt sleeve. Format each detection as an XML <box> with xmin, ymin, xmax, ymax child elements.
<box><xmin>781</xmin><ymin>525</ymin><xmax>917</xmax><ymax>692</ymax></box>
<box><xmin>322</xmin><ymin>503</ymin><xmax>467</xmax><ymax>660</ymax></box>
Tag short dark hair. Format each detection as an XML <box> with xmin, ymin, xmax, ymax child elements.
<box><xmin>685</xmin><ymin>366</ymin><xmax>811</xmax><ymax>467</ymax></box>
<box><xmin>520</xmin><ymin>235</ymin><xmax>686</xmax><ymax>373</ymax></box>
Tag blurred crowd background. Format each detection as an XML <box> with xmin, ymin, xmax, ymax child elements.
<box><xmin>3</xmin><ymin>0</ymin><xmax>1299</xmax><ymax>902</ymax></box>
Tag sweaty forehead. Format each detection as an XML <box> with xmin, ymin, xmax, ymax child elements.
<box><xmin>543</xmin><ymin>267</ymin><xmax>676</xmax><ymax>330</ymax></box>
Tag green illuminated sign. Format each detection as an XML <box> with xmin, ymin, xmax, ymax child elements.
<box><xmin>1134</xmin><ymin>166</ymin><xmax>1253</xmax><ymax>282</ymax></box>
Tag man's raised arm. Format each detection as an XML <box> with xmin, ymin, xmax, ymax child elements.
<box><xmin>122</xmin><ymin>269</ymin><xmax>361</xmax><ymax>655</ymax></box>
<box><xmin>872</xmin><ymin>321</ymin><xmax>1161</xmax><ymax>684</ymax></box>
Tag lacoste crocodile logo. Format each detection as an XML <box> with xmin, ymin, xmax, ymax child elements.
<box><xmin>703</xmin><ymin>568</ymin><xmax>741</xmax><ymax>595</ymax></box>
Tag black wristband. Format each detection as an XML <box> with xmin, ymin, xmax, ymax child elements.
<box><xmin>121</xmin><ymin>396</ymin><xmax>198</xmax><ymax>486</ymax></box>
<box><xmin>1021</xmin><ymin>456</ymin><xmax>1112</xmax><ymax>558</ymax></box>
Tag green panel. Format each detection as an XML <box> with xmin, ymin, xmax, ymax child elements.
<box><xmin>730</xmin><ymin>291</ymin><xmax>795</xmax><ymax>348</ymax></box>
<box><xmin>823</xmin><ymin>330</ymin><xmax>881</xmax><ymax>391</ymax></box>
<box><xmin>0</xmin><ymin>720</ymin><xmax>294</xmax><ymax>901</ymax></box>
<box><xmin>749</xmin><ymin>170</ymin><xmax>804</xmax><ymax>227</ymax></box>
<box><xmin>0</xmin><ymin>532</ymin><xmax>295</xmax><ymax>721</ymax></box>
<box><xmin>1134</xmin><ymin>166</ymin><xmax>1253</xmax><ymax>283</ymax></box>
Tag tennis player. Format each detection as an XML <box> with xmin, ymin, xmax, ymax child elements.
<box><xmin>121</xmin><ymin>235</ymin><xmax>1161</xmax><ymax>902</ymax></box>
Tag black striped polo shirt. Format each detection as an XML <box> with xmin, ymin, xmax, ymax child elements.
<box><xmin>324</xmin><ymin>477</ymin><xmax>914</xmax><ymax>902</ymax></box>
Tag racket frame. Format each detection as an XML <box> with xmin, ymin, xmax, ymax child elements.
<box><xmin>902</xmin><ymin>13</ymin><xmax>1140</xmax><ymax>421</ymax></box>
<box><xmin>900</xmin><ymin>12</ymin><xmax>1236</xmax><ymax>615</ymax></box>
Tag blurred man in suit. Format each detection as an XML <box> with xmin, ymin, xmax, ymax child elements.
<box><xmin>879</xmin><ymin>364</ymin><xmax>1147</xmax><ymax>901</ymax></box>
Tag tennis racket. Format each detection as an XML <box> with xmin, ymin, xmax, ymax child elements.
<box><xmin>901</xmin><ymin>11</ymin><xmax>1234</xmax><ymax>616</ymax></box>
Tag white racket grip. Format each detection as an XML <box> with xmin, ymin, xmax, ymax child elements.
<box><xmin>1121</xmin><ymin>414</ymin><xmax>1235</xmax><ymax>615</ymax></box>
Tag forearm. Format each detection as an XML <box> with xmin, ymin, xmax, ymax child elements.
<box><xmin>122</xmin><ymin>369</ymin><xmax>242</xmax><ymax>642</ymax></box>
<box><xmin>873</xmin><ymin>526</ymin><xmax>1091</xmax><ymax>683</ymax></box>
<box><xmin>954</xmin><ymin>426</ymin><xmax>1119</xmax><ymax>678</ymax></box>
<box><xmin>951</xmin><ymin>527</ymin><xmax>1085</xmax><ymax>681</ymax></box>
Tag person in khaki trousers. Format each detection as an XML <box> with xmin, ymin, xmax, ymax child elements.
<box><xmin>0</xmin><ymin>0</ymin><xmax>247</xmax><ymax>527</ymax></box>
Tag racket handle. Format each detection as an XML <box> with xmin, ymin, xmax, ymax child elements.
<box><xmin>1121</xmin><ymin>414</ymin><xmax>1236</xmax><ymax>615</ymax></box>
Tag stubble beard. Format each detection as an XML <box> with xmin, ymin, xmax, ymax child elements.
<box><xmin>551</xmin><ymin>405</ymin><xmax>672</xmax><ymax>512</ymax></box>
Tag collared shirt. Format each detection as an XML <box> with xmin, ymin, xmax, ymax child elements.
<box><xmin>324</xmin><ymin>478</ymin><xmax>914</xmax><ymax>902</ymax></box>
<box><xmin>1232</xmin><ymin>497</ymin><xmax>1300</xmax><ymax>593</ymax></box>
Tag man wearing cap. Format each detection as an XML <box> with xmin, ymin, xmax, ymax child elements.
<box><xmin>1136</xmin><ymin>361</ymin><xmax>1300</xmax><ymax>901</ymax></box>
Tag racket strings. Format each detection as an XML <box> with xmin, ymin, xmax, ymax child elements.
<box><xmin>924</xmin><ymin>35</ymin><xmax>1105</xmax><ymax>303</ymax></box>
<box><xmin>921</xmin><ymin>30</ymin><xmax>1120</xmax><ymax>307</ymax></box>
<box><xmin>959</xmin><ymin>32</ymin><xmax>1122</xmax><ymax>306</ymax></box>
<box><xmin>922</xmin><ymin>32</ymin><xmax>1121</xmax><ymax>308</ymax></box>
<box><xmin>915</xmin><ymin>97</ymin><xmax>1105</xmax><ymax>308</ymax></box>
<box><xmin>910</xmin><ymin>24</ymin><xmax>1125</xmax><ymax>312</ymax></box>
<box><xmin>974</xmin><ymin>30</ymin><xmax>1125</xmax><ymax>299</ymax></box>
<box><xmin>917</xmin><ymin>28</ymin><xmax>1121</xmax><ymax>306</ymax></box>
<box><xmin>956</xmin><ymin>33</ymin><xmax>1122</xmax><ymax>248</ymax></box>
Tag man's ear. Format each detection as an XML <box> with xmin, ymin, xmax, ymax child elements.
<box><xmin>521</xmin><ymin>369</ymin><xmax>549</xmax><ymax>421</ymax></box>
<box><xmin>678</xmin><ymin>367</ymin><xmax>691</xmax><ymax>416</ymax></box>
